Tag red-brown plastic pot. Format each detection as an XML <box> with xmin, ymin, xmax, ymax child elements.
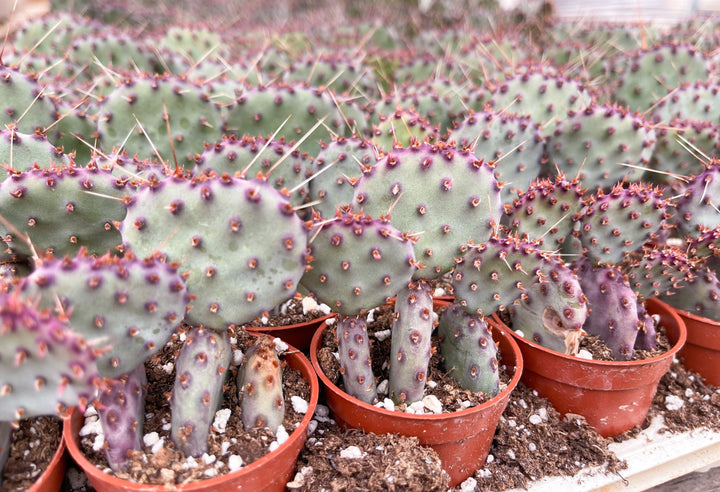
<box><xmin>309</xmin><ymin>314</ymin><xmax>523</xmax><ymax>487</ymax></box>
<box><xmin>247</xmin><ymin>312</ymin><xmax>336</xmax><ymax>352</ymax></box>
<box><xmin>673</xmin><ymin>307</ymin><xmax>720</xmax><ymax>386</ymax></box>
<box><xmin>27</xmin><ymin>424</ymin><xmax>66</xmax><ymax>492</ymax></box>
<box><xmin>502</xmin><ymin>297</ymin><xmax>686</xmax><ymax>438</ymax></box>
<box><xmin>64</xmin><ymin>347</ymin><xmax>319</xmax><ymax>492</ymax></box>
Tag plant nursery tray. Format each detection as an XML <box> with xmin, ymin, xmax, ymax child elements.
<box><xmin>512</xmin><ymin>416</ymin><xmax>720</xmax><ymax>491</ymax></box>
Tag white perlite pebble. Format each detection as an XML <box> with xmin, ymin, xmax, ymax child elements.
<box><xmin>143</xmin><ymin>432</ymin><xmax>160</xmax><ymax>447</ymax></box>
<box><xmin>528</xmin><ymin>414</ymin><xmax>543</xmax><ymax>425</ymax></box>
<box><xmin>383</xmin><ymin>398</ymin><xmax>395</xmax><ymax>412</ymax></box>
<box><xmin>202</xmin><ymin>453</ymin><xmax>216</xmax><ymax>465</ymax></box>
<box><xmin>276</xmin><ymin>425</ymin><xmax>289</xmax><ymax>445</ymax></box>
<box><xmin>291</xmin><ymin>395</ymin><xmax>309</xmax><ymax>414</ymax></box>
<box><xmin>79</xmin><ymin>417</ymin><xmax>102</xmax><ymax>438</ymax></box>
<box><xmin>366</xmin><ymin>310</ymin><xmax>376</xmax><ymax>323</ymax></box>
<box><xmin>315</xmin><ymin>404</ymin><xmax>330</xmax><ymax>418</ymax></box>
<box><xmin>407</xmin><ymin>401</ymin><xmax>425</xmax><ymax>414</ymax></box>
<box><xmin>221</xmin><ymin>441</ymin><xmax>231</xmax><ymax>454</ymax></box>
<box><xmin>213</xmin><ymin>408</ymin><xmax>232</xmax><ymax>433</ymax></box>
<box><xmin>273</xmin><ymin>337</ymin><xmax>289</xmax><ymax>353</ymax></box>
<box><xmin>269</xmin><ymin>441</ymin><xmax>280</xmax><ymax>453</ymax></box>
<box><xmin>325</xmin><ymin>317</ymin><xmax>336</xmax><ymax>325</ymax></box>
<box><xmin>339</xmin><ymin>446</ymin><xmax>366</xmax><ymax>459</ymax></box>
<box><xmin>374</xmin><ymin>329</ymin><xmax>391</xmax><ymax>341</ymax></box>
<box><xmin>162</xmin><ymin>362</ymin><xmax>174</xmax><ymax>374</ymax></box>
<box><xmin>307</xmin><ymin>420</ymin><xmax>318</xmax><ymax>435</ymax></box>
<box><xmin>377</xmin><ymin>379</ymin><xmax>389</xmax><ymax>394</ymax></box>
<box><xmin>433</xmin><ymin>287</ymin><xmax>446</xmax><ymax>297</ymax></box>
<box><xmin>507</xmin><ymin>449</ymin><xmax>516</xmax><ymax>460</ymax></box>
<box><xmin>458</xmin><ymin>477</ymin><xmax>477</xmax><ymax>492</ymax></box>
<box><xmin>227</xmin><ymin>455</ymin><xmax>244</xmax><ymax>471</ymax></box>
<box><xmin>92</xmin><ymin>434</ymin><xmax>105</xmax><ymax>452</ymax></box>
<box><xmin>183</xmin><ymin>456</ymin><xmax>198</xmax><ymax>469</ymax></box>
<box><xmin>233</xmin><ymin>349</ymin><xmax>244</xmax><ymax>365</ymax></box>
<box><xmin>528</xmin><ymin>442</ymin><xmax>537</xmax><ymax>452</ymax></box>
<box><xmin>577</xmin><ymin>349</ymin><xmax>594</xmax><ymax>360</ymax></box>
<box><xmin>486</xmin><ymin>454</ymin><xmax>494</xmax><ymax>463</ymax></box>
<box><xmin>302</xmin><ymin>296</ymin><xmax>319</xmax><ymax>314</ymax></box>
<box><xmin>665</xmin><ymin>394</ymin><xmax>685</xmax><ymax>411</ymax></box>
<box><xmin>423</xmin><ymin>395</ymin><xmax>443</xmax><ymax>414</ymax></box>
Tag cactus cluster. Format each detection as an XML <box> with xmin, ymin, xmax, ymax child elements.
<box><xmin>5</xmin><ymin>0</ymin><xmax>720</xmax><ymax>486</ymax></box>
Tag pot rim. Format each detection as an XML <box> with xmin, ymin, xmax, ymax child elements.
<box><xmin>247</xmin><ymin>312</ymin><xmax>336</xmax><ymax>333</ymax></box>
<box><xmin>499</xmin><ymin>297</ymin><xmax>687</xmax><ymax>369</ymax></box>
<box><xmin>310</xmin><ymin>315</ymin><xmax>524</xmax><ymax>423</ymax></box>
<box><xmin>63</xmin><ymin>346</ymin><xmax>319</xmax><ymax>490</ymax></box>
<box><xmin>671</xmin><ymin>305</ymin><xmax>720</xmax><ymax>327</ymax></box>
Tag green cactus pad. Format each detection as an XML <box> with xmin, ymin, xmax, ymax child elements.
<box><xmin>121</xmin><ymin>173</ymin><xmax>309</xmax><ymax>329</ymax></box>
<box><xmin>351</xmin><ymin>142</ymin><xmax>502</xmax><ymax>281</ymax></box>
<box><xmin>22</xmin><ymin>249</ymin><xmax>189</xmax><ymax>378</ymax></box>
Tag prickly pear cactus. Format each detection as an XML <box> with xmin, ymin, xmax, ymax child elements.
<box><xmin>453</xmin><ymin>234</ymin><xmax>570</xmax><ymax>317</ymax></box>
<box><xmin>438</xmin><ymin>302</ymin><xmax>499</xmax><ymax>395</ymax></box>
<box><xmin>307</xmin><ymin>136</ymin><xmax>378</xmax><ymax>219</ymax></box>
<box><xmin>645</xmin><ymin>120</ymin><xmax>718</xmax><ymax>185</ymax></box>
<box><xmin>388</xmin><ymin>279</ymin><xmax>435</xmax><ymax>405</ymax></box>
<box><xmin>351</xmin><ymin>142</ymin><xmax>502</xmax><ymax>281</ymax></box>
<box><xmin>502</xmin><ymin>173</ymin><xmax>586</xmax><ymax>250</ymax></box>
<box><xmin>542</xmin><ymin>104</ymin><xmax>657</xmax><ymax>190</ymax></box>
<box><xmin>97</xmin><ymin>74</ymin><xmax>224</xmax><ymax>168</ymax></box>
<box><xmin>575</xmin><ymin>182</ymin><xmax>671</xmax><ymax>266</ymax></box>
<box><xmin>660</xmin><ymin>266</ymin><xmax>720</xmax><ymax>320</ymax></box>
<box><xmin>622</xmin><ymin>245</ymin><xmax>695</xmax><ymax>302</ymax></box>
<box><xmin>334</xmin><ymin>315</ymin><xmax>378</xmax><ymax>404</ymax></box>
<box><xmin>0</xmin><ymin>67</ymin><xmax>57</xmax><ymax>134</ymax></box>
<box><xmin>505</xmin><ymin>255</ymin><xmax>588</xmax><ymax>355</ymax></box>
<box><xmin>159</xmin><ymin>26</ymin><xmax>230</xmax><ymax>62</ymax></box>
<box><xmin>0</xmin><ymin>164</ymin><xmax>129</xmax><ymax>258</ymax></box>
<box><xmin>300</xmin><ymin>213</ymin><xmax>417</xmax><ymax>316</ymax></box>
<box><xmin>0</xmin><ymin>291</ymin><xmax>103</xmax><ymax>421</ymax></box>
<box><xmin>370</xmin><ymin>108</ymin><xmax>439</xmax><ymax>152</ymax></box>
<box><xmin>574</xmin><ymin>257</ymin><xmax>640</xmax><ymax>361</ymax></box>
<box><xmin>651</xmin><ymin>80</ymin><xmax>720</xmax><ymax>125</ymax></box>
<box><xmin>0</xmin><ymin>128</ymin><xmax>71</xmax><ymax>180</ymax></box>
<box><xmin>224</xmin><ymin>82</ymin><xmax>362</xmax><ymax>156</ymax></box>
<box><xmin>449</xmin><ymin>109</ymin><xmax>545</xmax><ymax>200</ymax></box>
<box><xmin>674</xmin><ymin>161</ymin><xmax>720</xmax><ymax>237</ymax></box>
<box><xmin>95</xmin><ymin>365</ymin><xmax>146</xmax><ymax>472</ymax></box>
<box><xmin>238</xmin><ymin>335</ymin><xmax>285</xmax><ymax>432</ymax></box>
<box><xmin>171</xmin><ymin>326</ymin><xmax>232</xmax><ymax>457</ymax></box>
<box><xmin>193</xmin><ymin>135</ymin><xmax>313</xmax><ymax>207</ymax></box>
<box><xmin>48</xmin><ymin>101</ymin><xmax>97</xmax><ymax>167</ymax></box>
<box><xmin>121</xmin><ymin>173</ymin><xmax>309</xmax><ymax>329</ymax></box>
<box><xmin>611</xmin><ymin>44</ymin><xmax>710</xmax><ymax>113</ymax></box>
<box><xmin>486</xmin><ymin>69</ymin><xmax>592</xmax><ymax>126</ymax></box>
<box><xmin>21</xmin><ymin>249</ymin><xmax>188</xmax><ymax>378</ymax></box>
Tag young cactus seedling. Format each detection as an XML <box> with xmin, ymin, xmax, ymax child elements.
<box><xmin>238</xmin><ymin>335</ymin><xmax>285</xmax><ymax>433</ymax></box>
